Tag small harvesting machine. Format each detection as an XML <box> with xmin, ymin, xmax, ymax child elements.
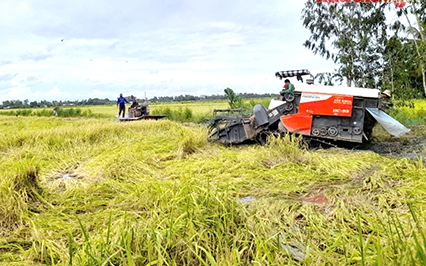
<box><xmin>208</xmin><ymin>70</ymin><xmax>409</xmax><ymax>145</ymax></box>
<box><xmin>116</xmin><ymin>99</ymin><xmax>166</xmax><ymax>122</ymax></box>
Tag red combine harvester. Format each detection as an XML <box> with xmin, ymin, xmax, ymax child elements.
<box><xmin>208</xmin><ymin>70</ymin><xmax>409</xmax><ymax>145</ymax></box>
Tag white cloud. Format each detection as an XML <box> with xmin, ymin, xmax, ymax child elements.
<box><xmin>90</xmin><ymin>89</ymin><xmax>112</xmax><ymax>99</ymax></box>
<box><xmin>0</xmin><ymin>0</ymin><xmax>338</xmax><ymax>102</ymax></box>
<box><xmin>47</xmin><ymin>86</ymin><xmax>69</xmax><ymax>97</ymax></box>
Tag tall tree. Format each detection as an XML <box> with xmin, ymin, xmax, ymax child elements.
<box><xmin>396</xmin><ymin>3</ymin><xmax>426</xmax><ymax>96</ymax></box>
<box><xmin>382</xmin><ymin>36</ymin><xmax>421</xmax><ymax>99</ymax></box>
<box><xmin>302</xmin><ymin>1</ymin><xmax>388</xmax><ymax>88</ymax></box>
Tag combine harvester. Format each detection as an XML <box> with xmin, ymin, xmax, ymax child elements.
<box><xmin>208</xmin><ymin>70</ymin><xmax>410</xmax><ymax>146</ymax></box>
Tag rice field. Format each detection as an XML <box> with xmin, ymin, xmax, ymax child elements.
<box><xmin>0</xmin><ymin>100</ymin><xmax>425</xmax><ymax>265</ymax></box>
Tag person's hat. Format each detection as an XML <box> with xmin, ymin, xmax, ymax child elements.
<box><xmin>382</xmin><ymin>90</ymin><xmax>391</xmax><ymax>97</ymax></box>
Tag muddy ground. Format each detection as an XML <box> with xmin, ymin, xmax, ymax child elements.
<box><xmin>307</xmin><ymin>123</ymin><xmax>426</xmax><ymax>162</ymax></box>
<box><xmin>362</xmin><ymin>123</ymin><xmax>426</xmax><ymax>162</ymax></box>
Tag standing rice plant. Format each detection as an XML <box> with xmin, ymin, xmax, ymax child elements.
<box><xmin>151</xmin><ymin>106</ymin><xmax>206</xmax><ymax>123</ymax></box>
<box><xmin>390</xmin><ymin>103</ymin><xmax>426</xmax><ymax>125</ymax></box>
<box><xmin>0</xmin><ymin>109</ymin><xmax>33</xmax><ymax>116</ymax></box>
<box><xmin>35</xmin><ymin>108</ymin><xmax>55</xmax><ymax>117</ymax></box>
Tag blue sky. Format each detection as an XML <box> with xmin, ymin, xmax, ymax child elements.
<box><xmin>0</xmin><ymin>0</ymin><xmax>340</xmax><ymax>102</ymax></box>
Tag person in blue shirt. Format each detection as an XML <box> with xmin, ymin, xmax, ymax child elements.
<box><xmin>117</xmin><ymin>93</ymin><xmax>129</xmax><ymax>118</ymax></box>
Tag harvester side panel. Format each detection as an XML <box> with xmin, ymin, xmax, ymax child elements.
<box><xmin>281</xmin><ymin>95</ymin><xmax>379</xmax><ymax>143</ymax></box>
<box><xmin>299</xmin><ymin>93</ymin><xmax>353</xmax><ymax>117</ymax></box>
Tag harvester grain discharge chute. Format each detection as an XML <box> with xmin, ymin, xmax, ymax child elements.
<box><xmin>207</xmin><ymin>69</ymin><xmax>410</xmax><ymax>146</ymax></box>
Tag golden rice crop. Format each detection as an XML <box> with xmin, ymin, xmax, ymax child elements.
<box><xmin>0</xmin><ymin>101</ymin><xmax>425</xmax><ymax>265</ymax></box>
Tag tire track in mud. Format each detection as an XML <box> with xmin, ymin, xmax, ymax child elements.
<box><xmin>361</xmin><ymin>135</ymin><xmax>426</xmax><ymax>163</ymax></box>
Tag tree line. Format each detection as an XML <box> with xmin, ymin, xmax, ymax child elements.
<box><xmin>302</xmin><ymin>1</ymin><xmax>426</xmax><ymax>98</ymax></box>
<box><xmin>1</xmin><ymin>98</ymin><xmax>114</xmax><ymax>109</ymax></box>
<box><xmin>1</xmin><ymin>93</ymin><xmax>277</xmax><ymax>109</ymax></box>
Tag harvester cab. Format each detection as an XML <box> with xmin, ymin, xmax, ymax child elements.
<box><xmin>208</xmin><ymin>69</ymin><xmax>410</xmax><ymax>145</ymax></box>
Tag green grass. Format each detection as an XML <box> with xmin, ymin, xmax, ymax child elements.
<box><xmin>0</xmin><ymin>99</ymin><xmax>259</xmax><ymax>123</ymax></box>
<box><xmin>0</xmin><ymin>101</ymin><xmax>229</xmax><ymax>123</ymax></box>
<box><xmin>0</xmin><ymin>100</ymin><xmax>425</xmax><ymax>265</ymax></box>
<box><xmin>390</xmin><ymin>99</ymin><xmax>426</xmax><ymax>125</ymax></box>
<box><xmin>0</xmin><ymin>107</ymin><xmax>109</xmax><ymax>119</ymax></box>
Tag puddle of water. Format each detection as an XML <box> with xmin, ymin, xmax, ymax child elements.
<box><xmin>237</xmin><ymin>196</ymin><xmax>256</xmax><ymax>204</ymax></box>
<box><xmin>302</xmin><ymin>193</ymin><xmax>329</xmax><ymax>205</ymax></box>
<box><xmin>280</xmin><ymin>244</ymin><xmax>305</xmax><ymax>261</ymax></box>
<box><xmin>60</xmin><ymin>173</ymin><xmax>74</xmax><ymax>181</ymax></box>
<box><xmin>278</xmin><ymin>235</ymin><xmax>305</xmax><ymax>261</ymax></box>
